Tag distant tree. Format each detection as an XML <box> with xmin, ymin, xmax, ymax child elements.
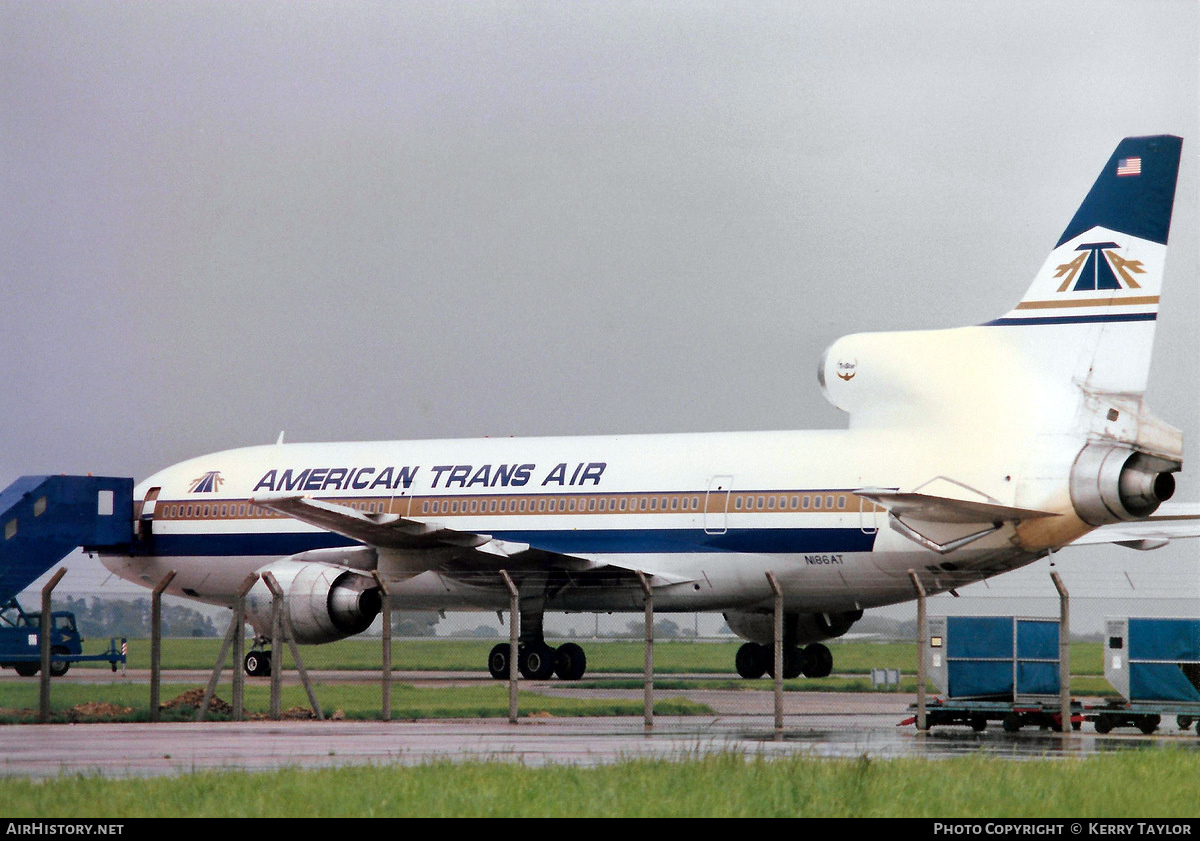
<box><xmin>447</xmin><ymin>625</ymin><xmax>501</xmax><ymax>639</ymax></box>
<box><xmin>391</xmin><ymin>611</ymin><xmax>440</xmax><ymax>637</ymax></box>
<box><xmin>624</xmin><ymin>618</ymin><xmax>683</xmax><ymax>638</ymax></box>
<box><xmin>60</xmin><ymin>596</ymin><xmax>219</xmax><ymax>638</ymax></box>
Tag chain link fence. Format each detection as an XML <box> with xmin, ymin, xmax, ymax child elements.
<box><xmin>4</xmin><ymin>549</ymin><xmax>1198</xmax><ymax>735</ymax></box>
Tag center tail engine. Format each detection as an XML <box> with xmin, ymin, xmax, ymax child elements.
<box><xmin>246</xmin><ymin>560</ymin><xmax>382</xmax><ymax>644</ymax></box>
<box><xmin>1069</xmin><ymin>443</ymin><xmax>1179</xmax><ymax>525</ymax></box>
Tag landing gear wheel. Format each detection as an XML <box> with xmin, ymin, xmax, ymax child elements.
<box><xmin>519</xmin><ymin>643</ymin><xmax>557</xmax><ymax>680</ymax></box>
<box><xmin>735</xmin><ymin>642</ymin><xmax>769</xmax><ymax>679</ymax></box>
<box><xmin>554</xmin><ymin>642</ymin><xmax>587</xmax><ymax>680</ymax></box>
<box><xmin>765</xmin><ymin>646</ymin><xmax>803</xmax><ymax>679</ymax></box>
<box><xmin>48</xmin><ymin>646</ymin><xmax>70</xmax><ymax>677</ymax></box>
<box><xmin>488</xmin><ymin>643</ymin><xmax>512</xmax><ymax>680</ymax></box>
<box><xmin>244</xmin><ymin>650</ymin><xmax>271</xmax><ymax>677</ymax></box>
<box><xmin>802</xmin><ymin>643</ymin><xmax>833</xmax><ymax>678</ymax></box>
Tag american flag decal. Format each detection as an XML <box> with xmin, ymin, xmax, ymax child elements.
<box><xmin>1116</xmin><ymin>157</ymin><xmax>1142</xmax><ymax>177</ymax></box>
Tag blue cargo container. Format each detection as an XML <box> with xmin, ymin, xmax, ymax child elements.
<box><xmin>912</xmin><ymin>616</ymin><xmax>1074</xmax><ymax>732</ymax></box>
<box><xmin>1090</xmin><ymin>617</ymin><xmax>1200</xmax><ymax>734</ymax></box>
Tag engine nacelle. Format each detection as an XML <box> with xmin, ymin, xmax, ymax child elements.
<box><xmin>1069</xmin><ymin>442</ymin><xmax>1179</xmax><ymax>526</ymax></box>
<box><xmin>247</xmin><ymin>561</ymin><xmax>382</xmax><ymax>645</ymax></box>
<box><xmin>724</xmin><ymin>609</ymin><xmax>863</xmax><ymax>646</ymax></box>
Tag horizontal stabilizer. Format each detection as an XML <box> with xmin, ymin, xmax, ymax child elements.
<box><xmin>1069</xmin><ymin>502</ymin><xmax>1200</xmax><ymax>550</ymax></box>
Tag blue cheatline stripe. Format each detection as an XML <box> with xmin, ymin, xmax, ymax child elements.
<box><xmin>984</xmin><ymin>312</ymin><xmax>1157</xmax><ymax>326</ymax></box>
<box><xmin>133</xmin><ymin>527</ymin><xmax>879</xmax><ymax>558</ymax></box>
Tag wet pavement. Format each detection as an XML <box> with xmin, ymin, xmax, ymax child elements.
<box><xmin>1</xmin><ymin>676</ymin><xmax>1197</xmax><ymax>778</ymax></box>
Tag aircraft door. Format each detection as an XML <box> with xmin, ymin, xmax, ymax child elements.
<box><xmin>704</xmin><ymin>476</ymin><xmax>733</xmax><ymax>535</ymax></box>
<box><xmin>135</xmin><ymin>486</ymin><xmax>161</xmax><ymax>541</ymax></box>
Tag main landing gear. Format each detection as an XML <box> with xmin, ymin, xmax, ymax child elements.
<box><xmin>486</xmin><ymin>608</ymin><xmax>588</xmax><ymax>681</ymax></box>
<box><xmin>487</xmin><ymin>641</ymin><xmax>587</xmax><ymax>680</ymax></box>
<box><xmin>734</xmin><ymin>641</ymin><xmax>834</xmax><ymax>680</ymax></box>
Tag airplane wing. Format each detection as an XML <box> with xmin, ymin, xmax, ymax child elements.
<box><xmin>854</xmin><ymin>486</ymin><xmax>1057</xmax><ymax>555</ymax></box>
<box><xmin>1068</xmin><ymin>502</ymin><xmax>1200</xmax><ymax>551</ymax></box>
<box><xmin>854</xmin><ymin>488</ymin><xmax>1057</xmax><ymax>524</ymax></box>
<box><xmin>250</xmin><ymin>493</ymin><xmax>696</xmax><ymax>584</ymax></box>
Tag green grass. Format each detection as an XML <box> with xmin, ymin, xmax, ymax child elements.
<box><xmin>2</xmin><ymin>750</ymin><xmax>1198</xmax><ymax>817</ymax></box>
<box><xmin>5</xmin><ymin>638</ymin><xmax>1118</xmax><ymax>722</ymax></box>
<box><xmin>0</xmin><ymin>680</ymin><xmax>711</xmax><ymax>722</ymax></box>
<box><xmin>83</xmin><ymin>637</ymin><xmax>1109</xmax><ymax>677</ymax></box>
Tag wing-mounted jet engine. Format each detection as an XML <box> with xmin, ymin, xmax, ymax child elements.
<box><xmin>242</xmin><ymin>558</ymin><xmax>381</xmax><ymax>675</ymax></box>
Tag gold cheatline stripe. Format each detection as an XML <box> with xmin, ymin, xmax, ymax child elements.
<box><xmin>156</xmin><ymin>490</ymin><xmax>876</xmax><ymax>521</ymax></box>
<box><xmin>1015</xmin><ymin>295</ymin><xmax>1159</xmax><ymax>310</ymax></box>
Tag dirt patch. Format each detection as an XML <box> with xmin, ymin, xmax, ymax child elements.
<box><xmin>280</xmin><ymin>707</ymin><xmax>318</xmax><ymax>720</ymax></box>
<box><xmin>160</xmin><ymin>687</ymin><xmax>233</xmax><ymax>715</ymax></box>
<box><xmin>69</xmin><ymin>702</ymin><xmax>134</xmax><ymax>720</ymax></box>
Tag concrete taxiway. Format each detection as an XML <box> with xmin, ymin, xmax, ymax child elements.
<box><xmin>2</xmin><ymin>684</ymin><xmax>1197</xmax><ymax>778</ymax></box>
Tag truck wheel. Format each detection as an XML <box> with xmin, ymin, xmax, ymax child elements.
<box><xmin>1002</xmin><ymin>713</ymin><xmax>1022</xmax><ymax>732</ymax></box>
<box><xmin>1094</xmin><ymin>715</ymin><xmax>1113</xmax><ymax>734</ymax></box>
<box><xmin>13</xmin><ymin>663</ymin><xmax>38</xmax><ymax>677</ymax></box>
<box><xmin>48</xmin><ymin>646</ymin><xmax>70</xmax><ymax>677</ymax></box>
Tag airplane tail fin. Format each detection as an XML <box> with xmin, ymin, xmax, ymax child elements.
<box><xmin>987</xmin><ymin>134</ymin><xmax>1182</xmax><ymax>396</ymax></box>
<box><xmin>820</xmin><ymin>135</ymin><xmax>1184</xmax><ymax>428</ymax></box>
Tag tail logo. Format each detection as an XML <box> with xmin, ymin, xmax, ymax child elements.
<box><xmin>188</xmin><ymin>471</ymin><xmax>225</xmax><ymax>493</ymax></box>
<box><xmin>1053</xmin><ymin>241</ymin><xmax>1145</xmax><ymax>292</ymax></box>
<box><xmin>836</xmin><ymin>359</ymin><xmax>857</xmax><ymax>381</ymax></box>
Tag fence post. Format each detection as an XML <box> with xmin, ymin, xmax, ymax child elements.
<box><xmin>262</xmin><ymin>571</ymin><xmax>323</xmax><ymax>720</ymax></box>
<box><xmin>765</xmin><ymin>571</ymin><xmax>784</xmax><ymax>735</ymax></box>
<box><xmin>150</xmin><ymin>570</ymin><xmax>176</xmax><ymax>723</ymax></box>
<box><xmin>268</xmin><ymin>573</ymin><xmax>283</xmax><ymax>719</ymax></box>
<box><xmin>1052</xmin><ymin>569</ymin><xmax>1071</xmax><ymax>734</ymax></box>
<box><xmin>908</xmin><ymin>569</ymin><xmax>927</xmax><ymax>731</ymax></box>
<box><xmin>636</xmin><ymin>571</ymin><xmax>654</xmax><ymax>731</ymax></box>
<box><xmin>372</xmin><ymin>571</ymin><xmax>392</xmax><ymax>721</ymax></box>
<box><xmin>499</xmin><ymin>570</ymin><xmax>520</xmax><ymax>723</ymax></box>
<box><xmin>198</xmin><ymin>573</ymin><xmax>257</xmax><ymax>722</ymax></box>
<box><xmin>38</xmin><ymin>568</ymin><xmax>67</xmax><ymax>723</ymax></box>
<box><xmin>232</xmin><ymin>573</ymin><xmax>257</xmax><ymax>721</ymax></box>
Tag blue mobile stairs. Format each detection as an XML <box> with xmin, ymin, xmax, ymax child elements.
<box><xmin>0</xmin><ymin>475</ymin><xmax>134</xmax><ymax>676</ymax></box>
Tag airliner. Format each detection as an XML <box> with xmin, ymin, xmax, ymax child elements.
<box><xmin>101</xmin><ymin>135</ymin><xmax>1197</xmax><ymax>680</ymax></box>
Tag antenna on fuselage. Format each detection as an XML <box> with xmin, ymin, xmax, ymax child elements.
<box><xmin>276</xmin><ymin>431</ymin><xmax>286</xmax><ymax>445</ymax></box>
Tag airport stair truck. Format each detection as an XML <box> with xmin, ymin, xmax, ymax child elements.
<box><xmin>912</xmin><ymin>615</ymin><xmax>1080</xmax><ymax>732</ymax></box>
<box><xmin>0</xmin><ymin>475</ymin><xmax>133</xmax><ymax>676</ymax></box>
<box><xmin>1091</xmin><ymin>617</ymin><xmax>1200</xmax><ymax>734</ymax></box>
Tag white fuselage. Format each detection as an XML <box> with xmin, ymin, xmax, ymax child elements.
<box><xmin>102</xmin><ymin>426</ymin><xmax>1047</xmax><ymax>617</ymax></box>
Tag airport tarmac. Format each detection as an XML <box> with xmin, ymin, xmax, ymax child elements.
<box><xmin>2</xmin><ymin>673</ymin><xmax>1198</xmax><ymax>778</ymax></box>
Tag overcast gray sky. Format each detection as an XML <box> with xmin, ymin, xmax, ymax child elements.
<box><xmin>2</xmin><ymin>1</ymin><xmax>1197</xmax><ymax>609</ymax></box>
